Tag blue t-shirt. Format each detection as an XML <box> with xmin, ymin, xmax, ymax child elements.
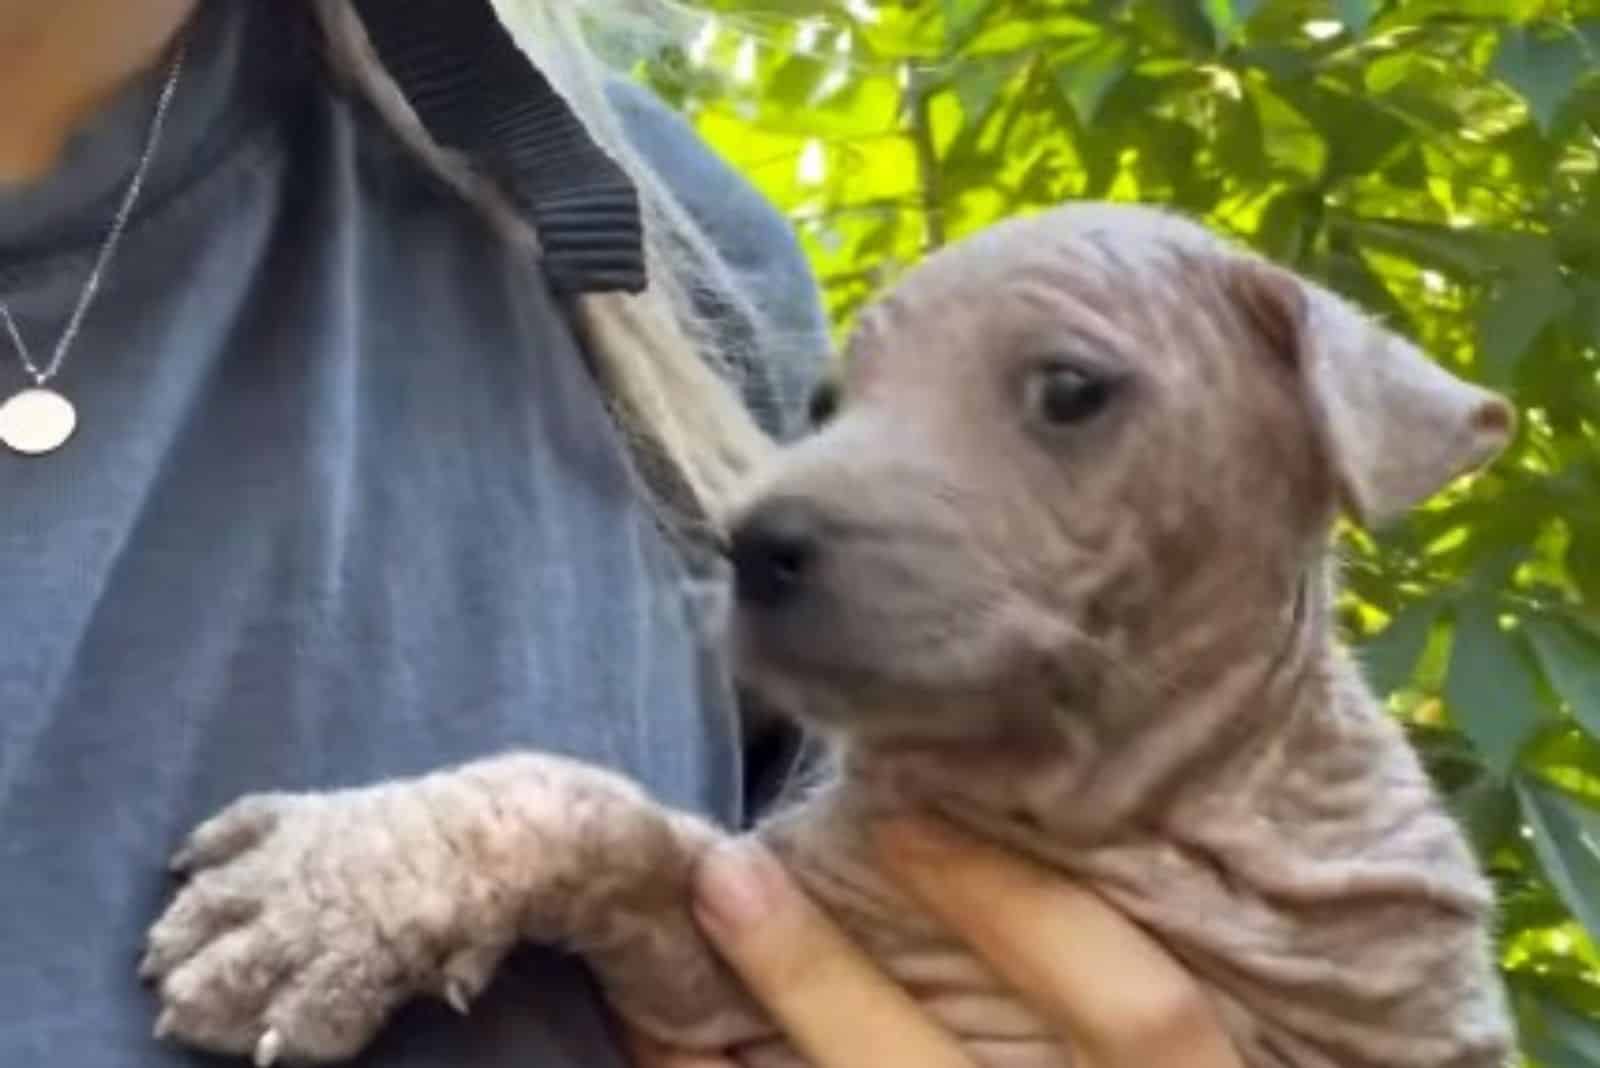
<box><xmin>0</xmin><ymin>5</ymin><xmax>828</xmax><ymax>1066</ymax></box>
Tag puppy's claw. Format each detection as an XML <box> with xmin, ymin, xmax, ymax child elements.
<box><xmin>167</xmin><ymin>846</ymin><xmax>193</xmax><ymax>874</ymax></box>
<box><xmin>446</xmin><ymin>979</ymin><xmax>472</xmax><ymax>1016</ymax></box>
<box><xmin>438</xmin><ymin>941</ymin><xmax>504</xmax><ymax>1016</ymax></box>
<box><xmin>153</xmin><ymin>1009</ymin><xmax>175</xmax><ymax>1041</ymax></box>
<box><xmin>255</xmin><ymin>1028</ymin><xmax>283</xmax><ymax>1068</ymax></box>
<box><xmin>137</xmin><ymin>950</ymin><xmax>158</xmax><ymax>984</ymax></box>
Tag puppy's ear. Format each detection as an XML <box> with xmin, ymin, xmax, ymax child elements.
<box><xmin>1230</xmin><ymin>260</ymin><xmax>1515</xmax><ymax>529</ymax></box>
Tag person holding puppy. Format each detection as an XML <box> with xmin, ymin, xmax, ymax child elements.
<box><xmin>0</xmin><ymin>2</ymin><xmax>1241</xmax><ymax>1067</ymax></box>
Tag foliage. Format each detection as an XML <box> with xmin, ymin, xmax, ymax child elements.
<box><xmin>624</xmin><ymin>0</ymin><xmax>1600</xmax><ymax>1060</ymax></box>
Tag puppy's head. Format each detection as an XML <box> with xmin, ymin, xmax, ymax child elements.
<box><xmin>725</xmin><ymin>203</ymin><xmax>1513</xmax><ymax>742</ymax></box>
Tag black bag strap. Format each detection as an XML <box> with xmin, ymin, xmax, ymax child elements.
<box><xmin>350</xmin><ymin>0</ymin><xmax>647</xmax><ymax>296</ymax></box>
<box><xmin>348</xmin><ymin>0</ymin><xmax>733</xmax><ymax>566</ymax></box>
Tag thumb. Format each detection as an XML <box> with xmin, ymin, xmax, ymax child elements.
<box><xmin>691</xmin><ymin>838</ymin><xmax>974</xmax><ymax>1068</ymax></box>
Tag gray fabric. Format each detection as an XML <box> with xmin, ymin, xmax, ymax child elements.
<box><xmin>0</xmin><ymin>4</ymin><xmax>828</xmax><ymax>1066</ymax></box>
<box><xmin>605</xmin><ymin>85</ymin><xmax>829</xmax><ymax>445</ymax></box>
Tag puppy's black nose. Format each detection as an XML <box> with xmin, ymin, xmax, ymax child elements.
<box><xmin>729</xmin><ymin>499</ymin><xmax>822</xmax><ymax>608</ymax></box>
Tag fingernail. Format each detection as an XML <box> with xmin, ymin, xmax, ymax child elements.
<box><xmin>694</xmin><ymin>839</ymin><xmax>782</xmax><ymax>936</ymax></box>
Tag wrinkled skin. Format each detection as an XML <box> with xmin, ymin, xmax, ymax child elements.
<box><xmin>143</xmin><ymin>203</ymin><xmax>1519</xmax><ymax>1068</ymax></box>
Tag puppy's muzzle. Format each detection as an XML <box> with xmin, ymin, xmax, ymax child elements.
<box><xmin>728</xmin><ymin>498</ymin><xmax>823</xmax><ymax>609</ymax></box>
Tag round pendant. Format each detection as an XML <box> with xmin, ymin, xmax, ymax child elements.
<box><xmin>0</xmin><ymin>388</ymin><xmax>78</xmax><ymax>455</ymax></box>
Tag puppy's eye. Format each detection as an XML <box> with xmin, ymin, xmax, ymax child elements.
<box><xmin>1025</xmin><ymin>363</ymin><xmax>1116</xmax><ymax>427</ymax></box>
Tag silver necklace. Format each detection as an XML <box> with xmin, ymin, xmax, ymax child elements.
<box><xmin>0</xmin><ymin>41</ymin><xmax>187</xmax><ymax>457</ymax></box>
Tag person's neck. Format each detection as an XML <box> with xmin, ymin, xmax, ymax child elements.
<box><xmin>0</xmin><ymin>0</ymin><xmax>197</xmax><ymax>184</ymax></box>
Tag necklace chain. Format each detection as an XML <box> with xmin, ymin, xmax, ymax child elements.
<box><xmin>0</xmin><ymin>41</ymin><xmax>187</xmax><ymax>389</ymax></box>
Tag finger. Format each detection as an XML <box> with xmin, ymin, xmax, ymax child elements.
<box><xmin>874</xmin><ymin>818</ymin><xmax>1242</xmax><ymax>1068</ymax></box>
<box><xmin>622</xmin><ymin>1026</ymin><xmax>738</xmax><ymax>1068</ymax></box>
<box><xmin>692</xmin><ymin>839</ymin><xmax>977</xmax><ymax>1068</ymax></box>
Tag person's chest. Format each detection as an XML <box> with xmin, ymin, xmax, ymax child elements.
<box><xmin>0</xmin><ymin>17</ymin><xmax>746</xmax><ymax>1060</ymax></box>
<box><xmin>3</xmin><ymin>100</ymin><xmax>739</xmax><ymax>799</ymax></box>
<box><xmin>0</xmin><ymin>95</ymin><xmax>742</xmax><ymax>1062</ymax></box>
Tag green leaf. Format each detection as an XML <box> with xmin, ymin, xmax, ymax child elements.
<box><xmin>1336</xmin><ymin>0</ymin><xmax>1374</xmax><ymax>35</ymax></box>
<box><xmin>1203</xmin><ymin>0</ymin><xmax>1261</xmax><ymax>39</ymax></box>
<box><xmin>1571</xmin><ymin>278</ymin><xmax>1600</xmax><ymax>351</ymax></box>
<box><xmin>1450</xmin><ymin>773</ymin><xmax>1520</xmax><ymax>860</ymax></box>
<box><xmin>951</xmin><ymin>56</ymin><xmax>1018</xmax><ymax>130</ymax></box>
<box><xmin>1150</xmin><ymin>0</ymin><xmax>1218</xmax><ymax>55</ymax></box>
<box><xmin>1518</xmin><ymin>991</ymin><xmax>1600</xmax><ymax>1068</ymax></box>
<box><xmin>1054</xmin><ymin>37</ymin><xmax>1133</xmax><ymax>126</ymax></box>
<box><xmin>1527</xmin><ymin>619</ymin><xmax>1600</xmax><ymax>741</ymax></box>
<box><xmin>1320</xmin><ymin>235</ymin><xmax>1413</xmax><ymax>334</ymax></box>
<box><xmin>1248</xmin><ymin>81</ymin><xmax>1325</xmax><ymax>180</ymax></box>
<box><xmin>1359</xmin><ymin>600</ymin><xmax>1438</xmax><ymax>696</ymax></box>
<box><xmin>856</xmin><ymin>215</ymin><xmax>902</xmax><ymax>261</ymax></box>
<box><xmin>1213</xmin><ymin>84</ymin><xmax>1265</xmax><ymax>182</ymax></box>
<box><xmin>1499</xmin><ymin>882</ymin><xmax>1577</xmax><ymax>935</ymax></box>
<box><xmin>1476</xmin><ymin>266</ymin><xmax>1573</xmax><ymax>388</ymax></box>
<box><xmin>1446</xmin><ymin>602</ymin><xmax>1547</xmax><ymax>777</ymax></box>
<box><xmin>942</xmin><ymin>0</ymin><xmax>992</xmax><ymax>52</ymax></box>
<box><xmin>1569</xmin><ymin>530</ymin><xmax>1600</xmax><ymax>609</ymax></box>
<box><xmin>1254</xmin><ymin>188</ymin><xmax>1317</xmax><ymax>266</ymax></box>
<box><xmin>1516</xmin><ymin>777</ymin><xmax>1600</xmax><ymax>943</ymax></box>
<box><xmin>1492</xmin><ymin>25</ymin><xmax>1589</xmax><ymax>134</ymax></box>
<box><xmin>1278</xmin><ymin>83</ymin><xmax>1409</xmax><ymax>182</ymax></box>
<box><xmin>767</xmin><ymin>56</ymin><xmax>831</xmax><ymax>109</ymax></box>
<box><xmin>1578</xmin><ymin>19</ymin><xmax>1600</xmax><ymax>64</ymax></box>
<box><xmin>1348</xmin><ymin>219</ymin><xmax>1542</xmax><ymax>281</ymax></box>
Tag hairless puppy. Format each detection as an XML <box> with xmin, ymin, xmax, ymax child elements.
<box><xmin>143</xmin><ymin>202</ymin><xmax>1518</xmax><ymax>1068</ymax></box>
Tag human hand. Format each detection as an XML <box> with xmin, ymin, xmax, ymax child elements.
<box><xmin>627</xmin><ymin>818</ymin><xmax>1243</xmax><ymax>1068</ymax></box>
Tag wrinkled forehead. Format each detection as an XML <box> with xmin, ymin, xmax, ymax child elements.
<box><xmin>844</xmin><ymin>206</ymin><xmax>1232</xmax><ymax>387</ymax></box>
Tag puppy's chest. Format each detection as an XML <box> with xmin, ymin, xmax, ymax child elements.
<box><xmin>755</xmin><ymin>808</ymin><xmax>1075</xmax><ymax>1068</ymax></box>
<box><xmin>749</xmin><ymin>792</ymin><xmax>1508</xmax><ymax>1068</ymax></box>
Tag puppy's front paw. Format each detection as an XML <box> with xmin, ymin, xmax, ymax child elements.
<box><xmin>142</xmin><ymin>788</ymin><xmax>514</xmax><ymax>1065</ymax></box>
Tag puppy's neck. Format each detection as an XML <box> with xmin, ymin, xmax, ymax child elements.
<box><xmin>839</xmin><ymin>562</ymin><xmax>1353</xmax><ymax>846</ymax></box>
